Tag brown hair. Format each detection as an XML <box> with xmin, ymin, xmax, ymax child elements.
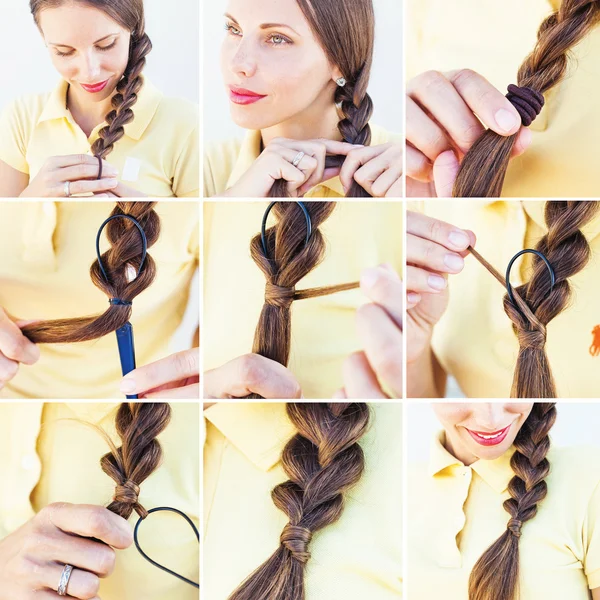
<box><xmin>229</xmin><ymin>402</ymin><xmax>370</xmax><ymax>600</ymax></box>
<box><xmin>453</xmin><ymin>0</ymin><xmax>600</xmax><ymax>197</ymax></box>
<box><xmin>21</xmin><ymin>201</ymin><xmax>160</xmax><ymax>345</ymax></box>
<box><xmin>100</xmin><ymin>402</ymin><xmax>172</xmax><ymax>519</ymax></box>
<box><xmin>468</xmin><ymin>402</ymin><xmax>557</xmax><ymax>600</ymax></box>
<box><xmin>30</xmin><ymin>0</ymin><xmax>152</xmax><ymax>160</ymax></box>
<box><xmin>469</xmin><ymin>201</ymin><xmax>598</xmax><ymax>398</ymax></box>
<box><xmin>269</xmin><ymin>0</ymin><xmax>375</xmax><ymax>198</ymax></box>
<box><xmin>248</xmin><ymin>201</ymin><xmax>358</xmax><ymax>393</ymax></box>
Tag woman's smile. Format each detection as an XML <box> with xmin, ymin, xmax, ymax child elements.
<box><xmin>228</xmin><ymin>85</ymin><xmax>267</xmax><ymax>105</ymax></box>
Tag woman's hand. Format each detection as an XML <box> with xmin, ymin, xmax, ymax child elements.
<box><xmin>334</xmin><ymin>264</ymin><xmax>403</xmax><ymax>399</ymax></box>
<box><xmin>20</xmin><ymin>154</ymin><xmax>119</xmax><ymax>198</ymax></box>
<box><xmin>339</xmin><ymin>143</ymin><xmax>403</xmax><ymax>197</ymax></box>
<box><xmin>0</xmin><ymin>502</ymin><xmax>132</xmax><ymax>599</ymax></box>
<box><xmin>0</xmin><ymin>309</ymin><xmax>40</xmax><ymax>390</ymax></box>
<box><xmin>119</xmin><ymin>349</ymin><xmax>200</xmax><ymax>399</ymax></box>
<box><xmin>204</xmin><ymin>354</ymin><xmax>302</xmax><ymax>399</ymax></box>
<box><xmin>406</xmin><ymin>69</ymin><xmax>531</xmax><ymax>197</ymax></box>
<box><xmin>406</xmin><ymin>211</ymin><xmax>475</xmax><ymax>363</ymax></box>
<box><xmin>223</xmin><ymin>138</ymin><xmax>360</xmax><ymax>197</ymax></box>
<box><xmin>94</xmin><ymin>182</ymin><xmax>148</xmax><ymax>198</ymax></box>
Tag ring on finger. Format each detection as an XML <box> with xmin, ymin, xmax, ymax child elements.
<box><xmin>292</xmin><ymin>151</ymin><xmax>305</xmax><ymax>167</ymax></box>
<box><xmin>57</xmin><ymin>564</ymin><xmax>74</xmax><ymax>596</ymax></box>
<box><xmin>63</xmin><ymin>181</ymin><xmax>71</xmax><ymax>198</ymax></box>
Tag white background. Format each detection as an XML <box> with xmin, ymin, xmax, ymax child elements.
<box><xmin>408</xmin><ymin>402</ymin><xmax>600</xmax><ymax>463</ymax></box>
<box><xmin>203</xmin><ymin>0</ymin><xmax>404</xmax><ymax>142</ymax></box>
<box><xmin>0</xmin><ymin>0</ymin><xmax>199</xmax><ymax>112</ymax></box>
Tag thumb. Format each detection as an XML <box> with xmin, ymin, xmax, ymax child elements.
<box><xmin>433</xmin><ymin>150</ymin><xmax>460</xmax><ymax>198</ymax></box>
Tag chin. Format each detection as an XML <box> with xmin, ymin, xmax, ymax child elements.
<box><xmin>229</xmin><ymin>105</ymin><xmax>280</xmax><ymax>131</ymax></box>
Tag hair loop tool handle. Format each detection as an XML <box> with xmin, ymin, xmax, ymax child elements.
<box><xmin>115</xmin><ymin>322</ymin><xmax>137</xmax><ymax>399</ymax></box>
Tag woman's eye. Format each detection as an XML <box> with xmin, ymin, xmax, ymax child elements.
<box><xmin>268</xmin><ymin>34</ymin><xmax>291</xmax><ymax>46</ymax></box>
<box><xmin>224</xmin><ymin>23</ymin><xmax>242</xmax><ymax>37</ymax></box>
<box><xmin>97</xmin><ymin>40</ymin><xmax>117</xmax><ymax>52</ymax></box>
<box><xmin>55</xmin><ymin>49</ymin><xmax>75</xmax><ymax>57</ymax></box>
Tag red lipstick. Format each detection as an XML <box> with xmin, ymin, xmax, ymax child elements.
<box><xmin>229</xmin><ymin>86</ymin><xmax>267</xmax><ymax>105</ymax></box>
<box><xmin>80</xmin><ymin>79</ymin><xmax>109</xmax><ymax>94</ymax></box>
<box><xmin>465</xmin><ymin>424</ymin><xmax>512</xmax><ymax>447</ymax></box>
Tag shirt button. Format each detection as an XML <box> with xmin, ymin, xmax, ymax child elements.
<box><xmin>21</xmin><ymin>454</ymin><xmax>38</xmax><ymax>471</ymax></box>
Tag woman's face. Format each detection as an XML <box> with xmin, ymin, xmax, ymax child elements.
<box><xmin>38</xmin><ymin>3</ymin><xmax>131</xmax><ymax>104</ymax></box>
<box><xmin>220</xmin><ymin>0</ymin><xmax>342</xmax><ymax>130</ymax></box>
<box><xmin>433</xmin><ymin>403</ymin><xmax>534</xmax><ymax>465</ymax></box>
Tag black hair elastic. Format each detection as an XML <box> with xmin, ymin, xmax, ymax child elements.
<box><xmin>261</xmin><ymin>201</ymin><xmax>312</xmax><ymax>259</ymax></box>
<box><xmin>109</xmin><ymin>298</ymin><xmax>132</xmax><ymax>306</ymax></box>
<box><xmin>96</xmin><ymin>155</ymin><xmax>103</xmax><ymax>180</ymax></box>
<box><xmin>134</xmin><ymin>507</ymin><xmax>200</xmax><ymax>589</ymax></box>
<box><xmin>506</xmin><ymin>249</ymin><xmax>555</xmax><ymax>317</ymax></box>
<box><xmin>96</xmin><ymin>214</ymin><xmax>148</xmax><ymax>283</ymax></box>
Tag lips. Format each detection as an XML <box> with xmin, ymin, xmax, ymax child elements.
<box><xmin>465</xmin><ymin>424</ymin><xmax>512</xmax><ymax>447</ymax></box>
<box><xmin>80</xmin><ymin>79</ymin><xmax>109</xmax><ymax>93</ymax></box>
<box><xmin>228</xmin><ymin>86</ymin><xmax>267</xmax><ymax>105</ymax></box>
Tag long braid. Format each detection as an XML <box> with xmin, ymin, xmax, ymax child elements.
<box><xmin>453</xmin><ymin>0</ymin><xmax>600</xmax><ymax>197</ymax></box>
<box><xmin>91</xmin><ymin>31</ymin><xmax>152</xmax><ymax>159</ymax></box>
<box><xmin>229</xmin><ymin>402</ymin><xmax>370</xmax><ymax>600</ymax></box>
<box><xmin>22</xmin><ymin>201</ymin><xmax>160</xmax><ymax>344</ymax></box>
<box><xmin>101</xmin><ymin>403</ymin><xmax>172</xmax><ymax>520</ymax></box>
<box><xmin>468</xmin><ymin>403</ymin><xmax>556</xmax><ymax>600</ymax></box>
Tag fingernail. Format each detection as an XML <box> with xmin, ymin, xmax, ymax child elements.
<box><xmin>380</xmin><ymin>263</ymin><xmax>396</xmax><ymax>274</ymax></box>
<box><xmin>428</xmin><ymin>274</ymin><xmax>447</xmax><ymax>290</ymax></box>
<box><xmin>106</xmin><ymin>178</ymin><xmax>118</xmax><ymax>187</ymax></box>
<box><xmin>448</xmin><ymin>230</ymin><xmax>469</xmax><ymax>249</ymax></box>
<box><xmin>361</xmin><ymin>267</ymin><xmax>380</xmax><ymax>289</ymax></box>
<box><xmin>495</xmin><ymin>108</ymin><xmax>519</xmax><ymax>133</ymax></box>
<box><xmin>407</xmin><ymin>292</ymin><xmax>420</xmax><ymax>305</ymax></box>
<box><xmin>106</xmin><ymin>167</ymin><xmax>119</xmax><ymax>176</ymax></box>
<box><xmin>443</xmin><ymin>253</ymin><xmax>464</xmax><ymax>272</ymax></box>
<box><xmin>120</xmin><ymin>378</ymin><xmax>136</xmax><ymax>393</ymax></box>
<box><xmin>519</xmin><ymin>127</ymin><xmax>533</xmax><ymax>151</ymax></box>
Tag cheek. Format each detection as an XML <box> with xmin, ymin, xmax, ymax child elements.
<box><xmin>434</xmin><ymin>405</ymin><xmax>471</xmax><ymax>429</ymax></box>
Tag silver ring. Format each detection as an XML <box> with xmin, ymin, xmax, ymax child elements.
<box><xmin>63</xmin><ymin>181</ymin><xmax>71</xmax><ymax>198</ymax></box>
<box><xmin>57</xmin><ymin>564</ymin><xmax>74</xmax><ymax>596</ymax></box>
<box><xmin>292</xmin><ymin>151</ymin><xmax>305</xmax><ymax>168</ymax></box>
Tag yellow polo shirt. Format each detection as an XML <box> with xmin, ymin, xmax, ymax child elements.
<box><xmin>407</xmin><ymin>0</ymin><xmax>600</xmax><ymax>197</ymax></box>
<box><xmin>0</xmin><ymin>201</ymin><xmax>199</xmax><ymax>399</ymax></box>
<box><xmin>0</xmin><ymin>402</ymin><xmax>199</xmax><ymax>600</ymax></box>
<box><xmin>0</xmin><ymin>78</ymin><xmax>199</xmax><ymax>197</ymax></box>
<box><xmin>204</xmin><ymin>124</ymin><xmax>401</xmax><ymax>197</ymax></box>
<box><xmin>410</xmin><ymin>200</ymin><xmax>600</xmax><ymax>398</ymax></box>
<box><xmin>408</xmin><ymin>431</ymin><xmax>600</xmax><ymax>599</ymax></box>
<box><xmin>203</xmin><ymin>202</ymin><xmax>403</xmax><ymax>398</ymax></box>
<box><xmin>203</xmin><ymin>402</ymin><xmax>403</xmax><ymax>599</ymax></box>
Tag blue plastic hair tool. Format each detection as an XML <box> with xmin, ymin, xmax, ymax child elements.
<box><xmin>95</xmin><ymin>214</ymin><xmax>148</xmax><ymax>400</ymax></box>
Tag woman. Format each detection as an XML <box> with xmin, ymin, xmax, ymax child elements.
<box><xmin>408</xmin><ymin>402</ymin><xmax>600</xmax><ymax>599</ymax></box>
<box><xmin>203</xmin><ymin>401</ymin><xmax>403</xmax><ymax>599</ymax></box>
<box><xmin>0</xmin><ymin>401</ymin><xmax>200</xmax><ymax>599</ymax></box>
<box><xmin>0</xmin><ymin>201</ymin><xmax>199</xmax><ymax>399</ymax></box>
<box><xmin>203</xmin><ymin>201</ymin><xmax>403</xmax><ymax>399</ymax></box>
<box><xmin>204</xmin><ymin>0</ymin><xmax>402</xmax><ymax>198</ymax></box>
<box><xmin>406</xmin><ymin>200</ymin><xmax>600</xmax><ymax>398</ymax></box>
<box><xmin>0</xmin><ymin>0</ymin><xmax>199</xmax><ymax>198</ymax></box>
<box><xmin>406</xmin><ymin>0</ymin><xmax>600</xmax><ymax>198</ymax></box>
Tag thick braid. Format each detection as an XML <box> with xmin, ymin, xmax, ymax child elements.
<box><xmin>229</xmin><ymin>403</ymin><xmax>370</xmax><ymax>600</ymax></box>
<box><xmin>468</xmin><ymin>403</ymin><xmax>556</xmax><ymax>600</ymax></box>
<box><xmin>101</xmin><ymin>403</ymin><xmax>172</xmax><ymax>520</ymax></box>
<box><xmin>502</xmin><ymin>201</ymin><xmax>598</xmax><ymax>397</ymax></box>
<box><xmin>454</xmin><ymin>0</ymin><xmax>600</xmax><ymax>197</ymax></box>
<box><xmin>22</xmin><ymin>201</ymin><xmax>160</xmax><ymax>343</ymax></box>
<box><xmin>248</xmin><ymin>202</ymin><xmax>358</xmax><ymax>394</ymax></box>
<box><xmin>91</xmin><ymin>32</ymin><xmax>152</xmax><ymax>159</ymax></box>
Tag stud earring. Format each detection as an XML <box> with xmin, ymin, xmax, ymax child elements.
<box><xmin>336</xmin><ymin>77</ymin><xmax>347</xmax><ymax>87</ymax></box>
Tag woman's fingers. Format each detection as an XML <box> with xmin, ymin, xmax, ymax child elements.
<box><xmin>38</xmin><ymin>563</ymin><xmax>100</xmax><ymax>600</ymax></box>
<box><xmin>0</xmin><ymin>308</ymin><xmax>39</xmax><ymax>365</ymax></box>
<box><xmin>203</xmin><ymin>354</ymin><xmax>301</xmax><ymax>399</ymax></box>
<box><xmin>406</xmin><ymin>96</ymin><xmax>453</xmax><ymax>161</ymax></box>
<box><xmin>360</xmin><ymin>264</ymin><xmax>403</xmax><ymax>327</ymax></box>
<box><xmin>406</xmin><ymin>234</ymin><xmax>466</xmax><ymax>274</ymax></box>
<box><xmin>339</xmin><ymin>144</ymin><xmax>387</xmax><ymax>192</ymax></box>
<box><xmin>406</xmin><ymin>144</ymin><xmax>433</xmax><ymax>183</ymax></box>
<box><xmin>0</xmin><ymin>352</ymin><xmax>20</xmax><ymax>387</ymax></box>
<box><xmin>342</xmin><ymin>351</ymin><xmax>388</xmax><ymax>399</ymax></box>
<box><xmin>406</xmin><ymin>211</ymin><xmax>476</xmax><ymax>253</ymax></box>
<box><xmin>59</xmin><ymin>161</ymin><xmax>118</xmax><ymax>182</ymax></box>
<box><xmin>120</xmin><ymin>349</ymin><xmax>200</xmax><ymax>396</ymax></box>
<box><xmin>432</xmin><ymin>150</ymin><xmax>460</xmax><ymax>198</ymax></box>
<box><xmin>405</xmin><ymin>265</ymin><xmax>448</xmax><ymax>294</ymax></box>
<box><xmin>64</xmin><ymin>178</ymin><xmax>119</xmax><ymax>196</ymax></box>
<box><xmin>143</xmin><ymin>383</ymin><xmax>201</xmax><ymax>399</ymax></box>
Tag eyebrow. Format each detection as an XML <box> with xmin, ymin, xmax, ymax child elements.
<box><xmin>224</xmin><ymin>13</ymin><xmax>300</xmax><ymax>36</ymax></box>
<box><xmin>48</xmin><ymin>33</ymin><xmax>119</xmax><ymax>47</ymax></box>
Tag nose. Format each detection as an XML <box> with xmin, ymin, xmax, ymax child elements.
<box><xmin>228</xmin><ymin>38</ymin><xmax>257</xmax><ymax>78</ymax></box>
<box><xmin>80</xmin><ymin>50</ymin><xmax>102</xmax><ymax>83</ymax></box>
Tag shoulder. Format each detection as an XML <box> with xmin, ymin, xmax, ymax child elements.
<box><xmin>155</xmin><ymin>95</ymin><xmax>199</xmax><ymax>129</ymax></box>
<box><xmin>547</xmin><ymin>444</ymin><xmax>600</xmax><ymax>499</ymax></box>
<box><xmin>203</xmin><ymin>137</ymin><xmax>244</xmax><ymax>196</ymax></box>
<box><xmin>369</xmin><ymin>122</ymin><xmax>402</xmax><ymax>145</ymax></box>
<box><xmin>0</xmin><ymin>91</ymin><xmax>51</xmax><ymax>124</ymax></box>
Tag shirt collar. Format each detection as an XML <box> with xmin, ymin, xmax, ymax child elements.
<box><xmin>37</xmin><ymin>76</ymin><xmax>163</xmax><ymax>141</ymax></box>
<box><xmin>204</xmin><ymin>402</ymin><xmax>295</xmax><ymax>471</ymax></box>
<box><xmin>429</xmin><ymin>431</ymin><xmax>516</xmax><ymax>494</ymax></box>
<box><xmin>225</xmin><ymin>122</ymin><xmax>391</xmax><ymax>195</ymax></box>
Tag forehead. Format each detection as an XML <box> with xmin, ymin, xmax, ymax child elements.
<box><xmin>225</xmin><ymin>0</ymin><xmax>313</xmax><ymax>35</ymax></box>
<box><xmin>38</xmin><ymin>3</ymin><xmax>126</xmax><ymax>45</ymax></box>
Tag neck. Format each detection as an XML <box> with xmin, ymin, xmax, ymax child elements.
<box><xmin>67</xmin><ymin>84</ymin><xmax>114</xmax><ymax>138</ymax></box>
<box><xmin>261</xmin><ymin>92</ymin><xmax>342</xmax><ymax>146</ymax></box>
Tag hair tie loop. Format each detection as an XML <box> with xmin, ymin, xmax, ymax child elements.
<box><xmin>109</xmin><ymin>298</ymin><xmax>132</xmax><ymax>306</ymax></box>
<box><xmin>506</xmin><ymin>84</ymin><xmax>545</xmax><ymax>126</ymax></box>
<box><xmin>506</xmin><ymin>249</ymin><xmax>555</xmax><ymax>318</ymax></box>
<box><xmin>261</xmin><ymin>201</ymin><xmax>312</xmax><ymax>259</ymax></box>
